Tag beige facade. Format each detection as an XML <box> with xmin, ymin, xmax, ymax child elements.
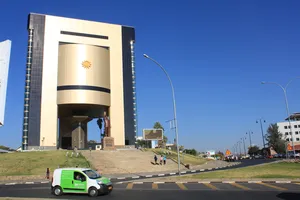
<box><xmin>57</xmin><ymin>44</ymin><xmax>111</xmax><ymax>106</ymax></box>
<box><xmin>22</xmin><ymin>13</ymin><xmax>137</xmax><ymax>150</ymax></box>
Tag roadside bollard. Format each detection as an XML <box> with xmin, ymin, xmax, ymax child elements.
<box><xmin>46</xmin><ymin>168</ymin><xmax>50</xmax><ymax>179</ymax></box>
<box><xmin>66</xmin><ymin>152</ymin><xmax>69</xmax><ymax>157</ymax></box>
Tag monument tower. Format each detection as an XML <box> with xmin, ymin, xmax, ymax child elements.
<box><xmin>22</xmin><ymin>13</ymin><xmax>137</xmax><ymax>150</ymax></box>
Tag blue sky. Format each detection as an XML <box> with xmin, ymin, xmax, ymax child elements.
<box><xmin>0</xmin><ymin>0</ymin><xmax>300</xmax><ymax>152</ymax></box>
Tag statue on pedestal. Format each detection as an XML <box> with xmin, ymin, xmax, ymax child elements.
<box><xmin>102</xmin><ymin>111</ymin><xmax>115</xmax><ymax>150</ymax></box>
<box><xmin>104</xmin><ymin>112</ymin><xmax>111</xmax><ymax>137</ymax></box>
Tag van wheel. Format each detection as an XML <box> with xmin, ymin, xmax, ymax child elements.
<box><xmin>88</xmin><ymin>187</ymin><xmax>98</xmax><ymax>197</ymax></box>
<box><xmin>53</xmin><ymin>186</ymin><xmax>63</xmax><ymax>196</ymax></box>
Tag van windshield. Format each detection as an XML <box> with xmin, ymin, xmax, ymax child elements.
<box><xmin>83</xmin><ymin>170</ymin><xmax>101</xmax><ymax>179</ymax></box>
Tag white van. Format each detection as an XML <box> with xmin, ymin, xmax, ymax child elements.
<box><xmin>51</xmin><ymin>168</ymin><xmax>113</xmax><ymax>197</ymax></box>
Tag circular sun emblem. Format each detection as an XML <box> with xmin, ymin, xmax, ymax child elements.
<box><xmin>82</xmin><ymin>60</ymin><xmax>91</xmax><ymax>69</ymax></box>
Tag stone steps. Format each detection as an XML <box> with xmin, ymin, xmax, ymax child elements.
<box><xmin>82</xmin><ymin>150</ymin><xmax>182</xmax><ymax>175</ymax></box>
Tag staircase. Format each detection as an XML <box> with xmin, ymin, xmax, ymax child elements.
<box><xmin>82</xmin><ymin>149</ymin><xmax>181</xmax><ymax>175</ymax></box>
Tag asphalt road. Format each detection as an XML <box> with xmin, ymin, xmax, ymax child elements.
<box><xmin>1</xmin><ymin>181</ymin><xmax>300</xmax><ymax>200</ymax></box>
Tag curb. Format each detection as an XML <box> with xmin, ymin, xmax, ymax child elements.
<box><xmin>0</xmin><ymin>162</ymin><xmax>241</xmax><ymax>186</ymax></box>
<box><xmin>115</xmin><ymin>180</ymin><xmax>299</xmax><ymax>184</ymax></box>
<box><xmin>1</xmin><ymin>181</ymin><xmax>50</xmax><ymax>186</ymax></box>
<box><xmin>110</xmin><ymin>162</ymin><xmax>241</xmax><ymax>182</ymax></box>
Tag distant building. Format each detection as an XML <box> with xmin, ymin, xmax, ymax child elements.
<box><xmin>277</xmin><ymin>113</ymin><xmax>300</xmax><ymax>152</ymax></box>
<box><xmin>277</xmin><ymin>113</ymin><xmax>300</xmax><ymax>143</ymax></box>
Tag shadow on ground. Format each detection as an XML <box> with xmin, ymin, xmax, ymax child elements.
<box><xmin>277</xmin><ymin>192</ymin><xmax>300</xmax><ymax>200</ymax></box>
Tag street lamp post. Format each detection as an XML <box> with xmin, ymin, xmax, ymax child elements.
<box><xmin>143</xmin><ymin>54</ymin><xmax>181</xmax><ymax>175</ymax></box>
<box><xmin>241</xmin><ymin>137</ymin><xmax>246</xmax><ymax>155</ymax></box>
<box><xmin>238</xmin><ymin>141</ymin><xmax>242</xmax><ymax>156</ymax></box>
<box><xmin>246</xmin><ymin>131</ymin><xmax>253</xmax><ymax>148</ymax></box>
<box><xmin>256</xmin><ymin>118</ymin><xmax>266</xmax><ymax>148</ymax></box>
<box><xmin>261</xmin><ymin>77</ymin><xmax>300</xmax><ymax>155</ymax></box>
<box><xmin>234</xmin><ymin>144</ymin><xmax>237</xmax><ymax>156</ymax></box>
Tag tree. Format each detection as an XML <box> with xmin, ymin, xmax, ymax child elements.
<box><xmin>153</xmin><ymin>121</ymin><xmax>168</xmax><ymax>144</ymax></box>
<box><xmin>0</xmin><ymin>145</ymin><xmax>10</xmax><ymax>151</ymax></box>
<box><xmin>88</xmin><ymin>140</ymin><xmax>97</xmax><ymax>144</ymax></box>
<box><xmin>265</xmin><ymin>123</ymin><xmax>286</xmax><ymax>154</ymax></box>
<box><xmin>183</xmin><ymin>149</ymin><xmax>197</xmax><ymax>156</ymax></box>
<box><xmin>136</xmin><ymin>139</ymin><xmax>150</xmax><ymax>148</ymax></box>
<box><xmin>153</xmin><ymin>121</ymin><xmax>164</xmax><ymax>131</ymax></box>
<box><xmin>248</xmin><ymin>145</ymin><xmax>260</xmax><ymax>155</ymax></box>
<box><xmin>179</xmin><ymin>145</ymin><xmax>184</xmax><ymax>151</ymax></box>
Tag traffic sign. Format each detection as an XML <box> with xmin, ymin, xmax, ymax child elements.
<box><xmin>287</xmin><ymin>144</ymin><xmax>293</xmax><ymax>151</ymax></box>
<box><xmin>225</xmin><ymin>149</ymin><xmax>231</xmax><ymax>155</ymax></box>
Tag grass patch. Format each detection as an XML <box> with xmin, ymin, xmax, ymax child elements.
<box><xmin>0</xmin><ymin>151</ymin><xmax>91</xmax><ymax>176</ymax></box>
<box><xmin>186</xmin><ymin>162</ymin><xmax>300</xmax><ymax>179</ymax></box>
<box><xmin>152</xmin><ymin>149</ymin><xmax>207</xmax><ymax>165</ymax></box>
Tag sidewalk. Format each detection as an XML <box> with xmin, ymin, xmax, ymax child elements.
<box><xmin>105</xmin><ymin>160</ymin><xmax>237</xmax><ymax>178</ymax></box>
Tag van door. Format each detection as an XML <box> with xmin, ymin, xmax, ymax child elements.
<box><xmin>72</xmin><ymin>171</ymin><xmax>87</xmax><ymax>192</ymax></box>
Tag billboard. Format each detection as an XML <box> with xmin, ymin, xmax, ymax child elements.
<box><xmin>143</xmin><ymin>129</ymin><xmax>163</xmax><ymax>140</ymax></box>
<box><xmin>206</xmin><ymin>150</ymin><xmax>215</xmax><ymax>156</ymax></box>
<box><xmin>0</xmin><ymin>40</ymin><xmax>12</xmax><ymax>126</ymax></box>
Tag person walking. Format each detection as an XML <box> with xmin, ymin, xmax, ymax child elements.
<box><xmin>46</xmin><ymin>168</ymin><xmax>50</xmax><ymax>179</ymax></box>
<box><xmin>160</xmin><ymin>155</ymin><xmax>163</xmax><ymax>165</ymax></box>
<box><xmin>154</xmin><ymin>155</ymin><xmax>158</xmax><ymax>164</ymax></box>
<box><xmin>163</xmin><ymin>155</ymin><xmax>166</xmax><ymax>165</ymax></box>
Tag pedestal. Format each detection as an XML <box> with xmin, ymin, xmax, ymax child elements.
<box><xmin>102</xmin><ymin>137</ymin><xmax>116</xmax><ymax>150</ymax></box>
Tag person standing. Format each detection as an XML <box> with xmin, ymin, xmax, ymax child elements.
<box><xmin>163</xmin><ymin>155</ymin><xmax>166</xmax><ymax>165</ymax></box>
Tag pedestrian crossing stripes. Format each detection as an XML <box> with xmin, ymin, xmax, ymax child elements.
<box><xmin>257</xmin><ymin>182</ymin><xmax>287</xmax><ymax>191</ymax></box>
<box><xmin>229</xmin><ymin>183</ymin><xmax>251</xmax><ymax>190</ymax></box>
<box><xmin>203</xmin><ymin>183</ymin><xmax>219</xmax><ymax>190</ymax></box>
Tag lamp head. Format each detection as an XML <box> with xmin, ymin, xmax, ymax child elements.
<box><xmin>256</xmin><ymin>121</ymin><xmax>258</xmax><ymax>123</ymax></box>
<box><xmin>261</xmin><ymin>81</ymin><xmax>266</xmax><ymax>84</ymax></box>
<box><xmin>143</xmin><ymin>54</ymin><xmax>149</xmax><ymax>58</ymax></box>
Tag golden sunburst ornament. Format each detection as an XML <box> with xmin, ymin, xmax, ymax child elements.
<box><xmin>82</xmin><ymin>60</ymin><xmax>92</xmax><ymax>69</ymax></box>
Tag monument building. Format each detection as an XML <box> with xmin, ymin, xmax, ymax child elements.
<box><xmin>22</xmin><ymin>13</ymin><xmax>137</xmax><ymax>150</ymax></box>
